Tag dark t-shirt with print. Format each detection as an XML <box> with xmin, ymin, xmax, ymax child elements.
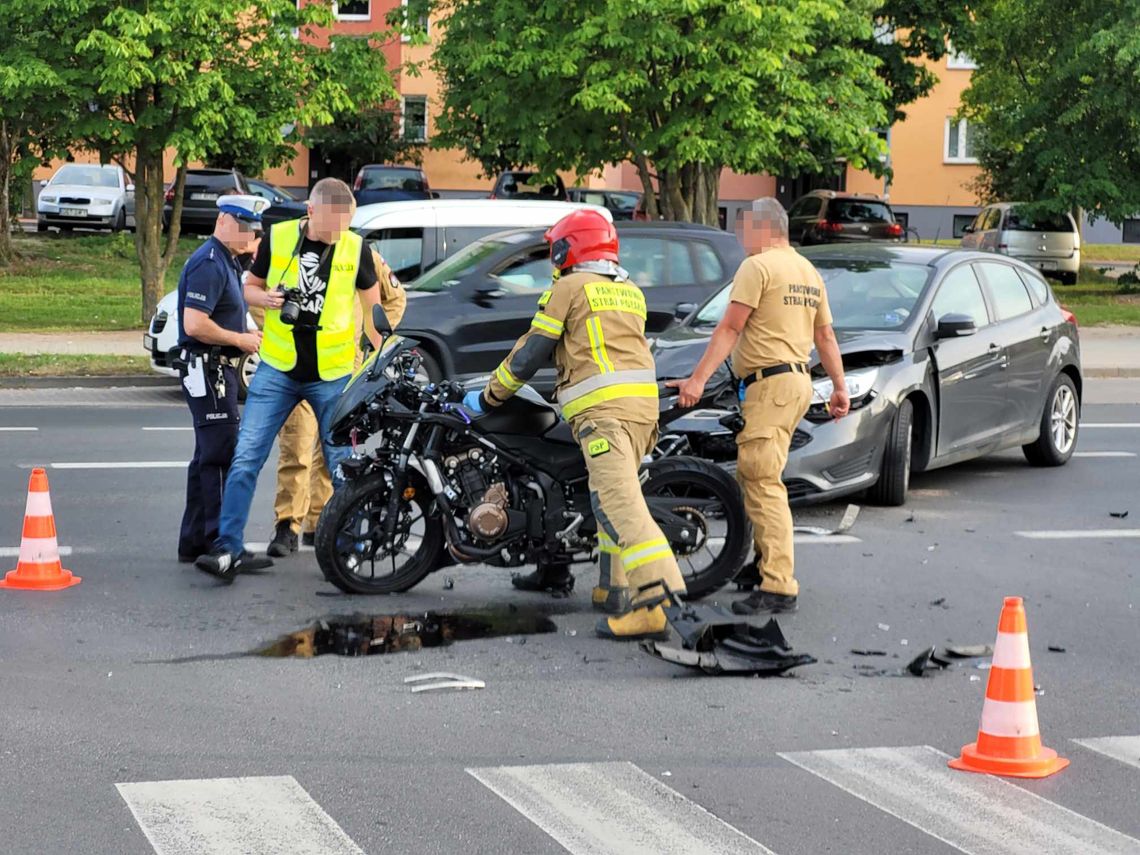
<box><xmin>250</xmin><ymin>225</ymin><xmax>377</xmax><ymax>382</ymax></box>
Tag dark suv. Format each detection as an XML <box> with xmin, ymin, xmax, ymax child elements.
<box><xmin>390</xmin><ymin>222</ymin><xmax>745</xmax><ymax>394</ymax></box>
<box><xmin>352</xmin><ymin>165</ymin><xmax>432</xmax><ymax>206</ymax></box>
<box><xmin>164</xmin><ymin>168</ymin><xmax>249</xmax><ymax>234</ymax></box>
<box><xmin>490</xmin><ymin>171</ymin><xmax>568</xmax><ymax>201</ymax></box>
<box><xmin>787</xmin><ymin>191</ymin><xmax>903</xmax><ymax>246</ymax></box>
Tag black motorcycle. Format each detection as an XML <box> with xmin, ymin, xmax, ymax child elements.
<box><xmin>314</xmin><ymin>313</ymin><xmax>751</xmax><ymax>597</ymax></box>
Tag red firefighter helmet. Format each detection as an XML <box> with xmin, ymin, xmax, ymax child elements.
<box><xmin>544</xmin><ymin>209</ymin><xmax>619</xmax><ymax>270</ymax></box>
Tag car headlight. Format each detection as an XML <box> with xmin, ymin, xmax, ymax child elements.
<box><xmin>807</xmin><ymin>367</ymin><xmax>878</xmax><ymax>421</ymax></box>
<box><xmin>41</xmin><ymin>195</ymin><xmax>57</xmax><ymax>204</ymax></box>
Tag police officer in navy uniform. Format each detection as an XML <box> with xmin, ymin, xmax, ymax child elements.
<box><xmin>175</xmin><ymin>195</ymin><xmax>269</xmax><ymax>566</ymax></box>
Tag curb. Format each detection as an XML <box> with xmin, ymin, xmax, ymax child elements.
<box><xmin>1085</xmin><ymin>368</ymin><xmax>1140</xmax><ymax>379</ymax></box>
<box><xmin>0</xmin><ymin>375</ymin><xmax>177</xmax><ymax>389</ymax></box>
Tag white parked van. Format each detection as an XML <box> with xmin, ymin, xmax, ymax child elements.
<box><xmin>351</xmin><ymin>198</ymin><xmax>612</xmax><ymax>281</ymax></box>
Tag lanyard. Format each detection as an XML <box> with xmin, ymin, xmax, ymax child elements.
<box><xmin>281</xmin><ymin>218</ymin><xmax>336</xmax><ymax>289</ymax></box>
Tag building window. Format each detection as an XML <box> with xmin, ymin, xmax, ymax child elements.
<box><xmin>402</xmin><ymin>96</ymin><xmax>428</xmax><ymax>142</ymax></box>
<box><xmin>1123</xmin><ymin>219</ymin><xmax>1140</xmax><ymax>244</ymax></box>
<box><xmin>335</xmin><ymin>0</ymin><xmax>370</xmax><ymax>21</ymax></box>
<box><xmin>947</xmin><ymin>50</ymin><xmax>977</xmax><ymax>70</ymax></box>
<box><xmin>953</xmin><ymin>214</ymin><xmax>977</xmax><ymax>238</ymax></box>
<box><xmin>400</xmin><ymin>0</ymin><xmax>430</xmax><ymax>42</ymax></box>
<box><xmin>945</xmin><ymin>118</ymin><xmax>978</xmax><ymax>164</ymax></box>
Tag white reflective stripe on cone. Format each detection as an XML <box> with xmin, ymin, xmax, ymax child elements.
<box><xmin>24</xmin><ymin>490</ymin><xmax>54</xmax><ymax>518</ymax></box>
<box><xmin>18</xmin><ymin>536</ymin><xmax>60</xmax><ymax>565</ymax></box>
<box><xmin>979</xmin><ymin>698</ymin><xmax>1041</xmax><ymax>738</ymax></box>
<box><xmin>991</xmin><ymin>631</ymin><xmax>1033</xmax><ymax>670</ymax></box>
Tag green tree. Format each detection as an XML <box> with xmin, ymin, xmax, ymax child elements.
<box><xmin>0</xmin><ymin>0</ymin><xmax>91</xmax><ymax>264</ymax></box>
<box><xmin>304</xmin><ymin>105</ymin><xmax>420</xmax><ymax>185</ymax></box>
<box><xmin>961</xmin><ymin>0</ymin><xmax>1140</xmax><ymax>223</ymax></box>
<box><xmin>75</xmin><ymin>0</ymin><xmax>396</xmax><ymax>321</ymax></box>
<box><xmin>427</xmin><ymin>0</ymin><xmax>889</xmax><ymax>224</ymax></box>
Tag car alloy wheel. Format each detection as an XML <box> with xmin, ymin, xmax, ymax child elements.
<box><xmin>1050</xmin><ymin>383</ymin><xmax>1077</xmax><ymax>455</ymax></box>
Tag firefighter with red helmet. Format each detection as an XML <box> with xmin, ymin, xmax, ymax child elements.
<box><xmin>462</xmin><ymin>209</ymin><xmax>687</xmax><ymax>640</ymax></box>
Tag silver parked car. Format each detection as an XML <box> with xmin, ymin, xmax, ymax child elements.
<box><xmin>36</xmin><ymin>164</ymin><xmax>134</xmax><ymax>233</ymax></box>
<box><xmin>960</xmin><ymin>202</ymin><xmax>1080</xmax><ymax>285</ymax></box>
<box><xmin>653</xmin><ymin>245</ymin><xmax>1083</xmax><ymax>506</ymax></box>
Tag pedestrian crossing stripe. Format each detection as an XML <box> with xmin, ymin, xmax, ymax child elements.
<box><xmin>117</xmin><ymin>739</ymin><xmax>1140</xmax><ymax>854</ymax></box>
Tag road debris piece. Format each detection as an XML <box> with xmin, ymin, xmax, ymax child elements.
<box><xmin>1109</xmin><ymin>510</ymin><xmax>1129</xmax><ymax>519</ymax></box>
<box><xmin>1047</xmin><ymin>645</ymin><xmax>1067</xmax><ymax>653</ymax></box>
<box><xmin>905</xmin><ymin>513</ymin><xmax>916</xmax><ymax>523</ymax></box>
<box><xmin>877</xmin><ymin>623</ymin><xmax>890</xmax><ymax>632</ymax></box>
<box><xmin>405</xmin><ymin>672</ymin><xmax>485</xmax><ymax>693</ymax></box>
<box><xmin>907</xmin><ymin>646</ymin><xmax>942</xmax><ymax>677</ymax></box>
<box><xmin>443</xmin><ymin>576</ymin><xmax>455</xmax><ymax>590</ymax></box>
<box><xmin>851</xmin><ymin>648</ymin><xmax>887</xmax><ymax>656</ymax></box>
<box><xmin>794</xmin><ymin>503</ymin><xmax>860</xmax><ymax>537</ymax></box>
<box><xmin>641</xmin><ymin>602</ymin><xmax>815</xmax><ymax>676</ymax></box>
<box><xmin>944</xmin><ymin>644</ymin><xmax>993</xmax><ymax>658</ymax></box>
<box><xmin>929</xmin><ymin>597</ymin><xmax>947</xmax><ymax>608</ymax></box>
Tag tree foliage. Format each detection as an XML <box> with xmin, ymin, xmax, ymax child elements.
<box><xmin>0</xmin><ymin>0</ymin><xmax>92</xmax><ymax>264</ymax></box>
<box><xmin>304</xmin><ymin>106</ymin><xmax>420</xmax><ymax>182</ymax></box>
<box><xmin>428</xmin><ymin>0</ymin><xmax>890</xmax><ymax>224</ymax></box>
<box><xmin>961</xmin><ymin>0</ymin><xmax>1140</xmax><ymax>223</ymax></box>
<box><xmin>74</xmin><ymin>0</ymin><xmax>396</xmax><ymax>320</ymax></box>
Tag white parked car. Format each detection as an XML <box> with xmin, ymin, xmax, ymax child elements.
<box><xmin>144</xmin><ymin>290</ymin><xmax>260</xmax><ymax>398</ymax></box>
<box><xmin>352</xmin><ymin>198</ymin><xmax>612</xmax><ymax>282</ymax></box>
<box><xmin>960</xmin><ymin>203</ymin><xmax>1081</xmax><ymax>285</ymax></box>
<box><xmin>37</xmin><ymin>164</ymin><xmax>134</xmax><ymax>233</ymax></box>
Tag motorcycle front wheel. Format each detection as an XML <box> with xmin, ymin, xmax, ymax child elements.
<box><xmin>315</xmin><ymin>469</ymin><xmax>444</xmax><ymax>594</ymax></box>
<box><xmin>643</xmin><ymin>456</ymin><xmax>751</xmax><ymax>599</ymax></box>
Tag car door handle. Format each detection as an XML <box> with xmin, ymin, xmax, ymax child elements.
<box><xmin>1040</xmin><ymin>326</ymin><xmax>1051</xmax><ymax>343</ymax></box>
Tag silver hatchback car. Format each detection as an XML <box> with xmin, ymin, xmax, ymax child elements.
<box><xmin>653</xmin><ymin>245</ymin><xmax>1083</xmax><ymax>507</ymax></box>
<box><xmin>960</xmin><ymin>203</ymin><xmax>1080</xmax><ymax>285</ymax></box>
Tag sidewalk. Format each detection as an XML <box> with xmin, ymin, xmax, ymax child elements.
<box><xmin>1</xmin><ymin>326</ymin><xmax>1138</xmax><ymax>376</ymax></box>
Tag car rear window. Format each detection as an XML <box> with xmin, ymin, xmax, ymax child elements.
<box><xmin>1005</xmin><ymin>209</ymin><xmax>1074</xmax><ymax>233</ymax></box>
<box><xmin>827</xmin><ymin>199</ymin><xmax>893</xmax><ymax>224</ymax></box>
<box><xmin>361</xmin><ymin>169</ymin><xmax>426</xmax><ymax>192</ymax></box>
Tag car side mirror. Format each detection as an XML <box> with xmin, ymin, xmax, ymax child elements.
<box><xmin>962</xmin><ymin>225</ymin><xmax>975</xmax><ymax>234</ymax></box>
<box><xmin>372</xmin><ymin>304</ymin><xmax>392</xmax><ymax>336</ymax></box>
<box><xmin>473</xmin><ymin>283</ymin><xmax>505</xmax><ymax>303</ymax></box>
<box><xmin>40</xmin><ymin>179</ymin><xmax>48</xmax><ymax>187</ymax></box>
<box><xmin>126</xmin><ymin>183</ymin><xmax>136</xmax><ymax>192</ymax></box>
<box><xmin>429</xmin><ymin>190</ymin><xmax>441</xmax><ymax>199</ymax></box>
<box><xmin>936</xmin><ymin>313</ymin><xmax>977</xmax><ymax>338</ymax></box>
<box><xmin>674</xmin><ymin>302</ymin><xmax>698</xmax><ymax>319</ymax></box>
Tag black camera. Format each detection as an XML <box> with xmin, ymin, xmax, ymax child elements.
<box><xmin>277</xmin><ymin>287</ymin><xmax>303</xmax><ymax>325</ymax></box>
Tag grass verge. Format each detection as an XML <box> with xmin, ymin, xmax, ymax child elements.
<box><xmin>0</xmin><ymin>354</ymin><xmax>153</xmax><ymax>377</ymax></box>
<box><xmin>0</xmin><ymin>232</ymin><xmax>198</xmax><ymax>332</ymax></box>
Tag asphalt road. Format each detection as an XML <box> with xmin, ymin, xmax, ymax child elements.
<box><xmin>1</xmin><ymin>382</ymin><xmax>1138</xmax><ymax>855</ymax></box>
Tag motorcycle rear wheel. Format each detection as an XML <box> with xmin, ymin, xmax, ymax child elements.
<box><xmin>643</xmin><ymin>456</ymin><xmax>751</xmax><ymax>599</ymax></box>
<box><xmin>315</xmin><ymin>469</ymin><xmax>444</xmax><ymax>594</ymax></box>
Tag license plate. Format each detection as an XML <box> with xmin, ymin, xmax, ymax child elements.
<box><xmin>143</xmin><ymin>334</ymin><xmax>156</xmax><ymax>352</ymax></box>
<box><xmin>61</xmin><ymin>207</ymin><xmax>85</xmax><ymax>217</ymax></box>
<box><xmin>190</xmin><ymin>192</ymin><xmax>219</xmax><ymax>201</ymax></box>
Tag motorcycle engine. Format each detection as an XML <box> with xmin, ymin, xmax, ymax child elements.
<box><xmin>443</xmin><ymin>448</ymin><xmax>510</xmax><ymax>541</ymax></box>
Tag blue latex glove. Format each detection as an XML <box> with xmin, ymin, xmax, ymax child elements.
<box><xmin>461</xmin><ymin>390</ymin><xmax>486</xmax><ymax>416</ymax></box>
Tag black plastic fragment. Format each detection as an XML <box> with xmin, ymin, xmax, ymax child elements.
<box><xmin>851</xmin><ymin>648</ymin><xmax>887</xmax><ymax>656</ymax></box>
<box><xmin>1047</xmin><ymin>645</ymin><xmax>1067</xmax><ymax>653</ymax></box>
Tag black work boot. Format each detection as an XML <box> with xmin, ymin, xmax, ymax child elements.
<box><xmin>301</xmin><ymin>530</ymin><xmax>316</xmax><ymax>548</ymax></box>
<box><xmin>267</xmin><ymin>521</ymin><xmax>298</xmax><ymax>558</ymax></box>
<box><xmin>512</xmin><ymin>562</ymin><xmax>575</xmax><ymax>596</ymax></box>
<box><xmin>731</xmin><ymin>590</ymin><xmax>798</xmax><ymax>615</ymax></box>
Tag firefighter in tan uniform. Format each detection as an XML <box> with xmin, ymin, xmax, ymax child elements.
<box><xmin>253</xmin><ymin>249</ymin><xmax>407</xmax><ymax>557</ymax></box>
<box><xmin>463</xmin><ymin>209</ymin><xmax>686</xmax><ymax>640</ymax></box>
<box><xmin>670</xmin><ymin>198</ymin><xmax>849</xmax><ymax>615</ymax></box>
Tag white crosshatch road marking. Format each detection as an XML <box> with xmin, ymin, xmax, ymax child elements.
<box><xmin>780</xmin><ymin>745</ymin><xmax>1140</xmax><ymax>855</ymax></box>
<box><xmin>1073</xmin><ymin>736</ymin><xmax>1140</xmax><ymax>771</ymax></box>
<box><xmin>116</xmin><ymin>776</ymin><xmax>364</xmax><ymax>855</ymax></box>
<box><xmin>468</xmin><ymin>761</ymin><xmax>775</xmax><ymax>855</ymax></box>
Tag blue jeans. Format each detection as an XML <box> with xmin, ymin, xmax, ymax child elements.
<box><xmin>215</xmin><ymin>363</ymin><xmax>350</xmax><ymax>554</ymax></box>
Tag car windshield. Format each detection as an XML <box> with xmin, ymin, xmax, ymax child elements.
<box><xmin>407</xmin><ymin>240</ymin><xmax>508</xmax><ymax>292</ymax></box>
<box><xmin>693</xmin><ymin>259</ymin><xmax>930</xmax><ymax>331</ymax></box>
<box><xmin>1006</xmin><ymin>208</ymin><xmax>1073</xmax><ymax>233</ymax></box>
<box><xmin>828</xmin><ymin>199</ymin><xmax>893</xmax><ymax>224</ymax></box>
<box><xmin>361</xmin><ymin>169</ymin><xmax>426</xmax><ymax>192</ymax></box>
<box><xmin>51</xmin><ymin>165</ymin><xmax>120</xmax><ymax>188</ymax></box>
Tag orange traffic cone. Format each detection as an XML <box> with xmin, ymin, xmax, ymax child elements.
<box><xmin>0</xmin><ymin>468</ymin><xmax>81</xmax><ymax>591</ymax></box>
<box><xmin>949</xmin><ymin>596</ymin><xmax>1067</xmax><ymax>778</ymax></box>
